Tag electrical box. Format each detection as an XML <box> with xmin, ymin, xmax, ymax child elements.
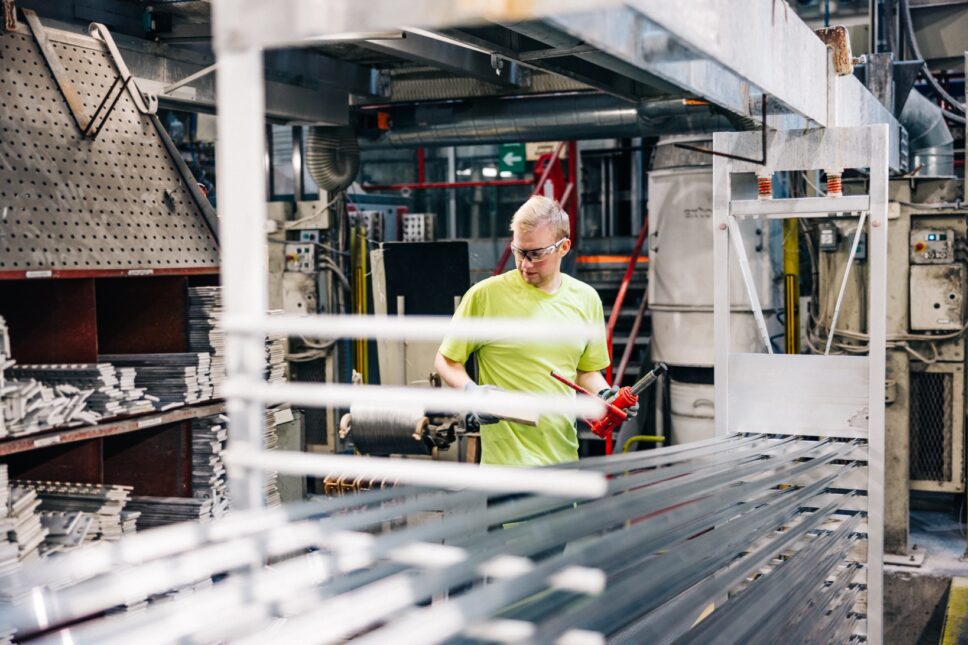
<box><xmin>284</xmin><ymin>243</ymin><xmax>316</xmax><ymax>273</ymax></box>
<box><xmin>402</xmin><ymin>213</ymin><xmax>435</xmax><ymax>242</ymax></box>
<box><xmin>910</xmin><ymin>264</ymin><xmax>965</xmax><ymax>330</ymax></box>
<box><xmin>910</xmin><ymin>228</ymin><xmax>954</xmax><ymax>264</ymax></box>
<box><xmin>289</xmin><ymin>196</ymin><xmax>332</xmax><ymax>230</ymax></box>
<box><xmin>819</xmin><ymin>223</ymin><xmax>839</xmax><ymax>251</ymax></box>
<box><xmin>282</xmin><ymin>272</ymin><xmax>317</xmax><ymax>314</ymax></box>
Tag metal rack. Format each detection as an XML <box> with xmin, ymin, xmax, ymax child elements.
<box><xmin>712</xmin><ymin>125</ymin><xmax>889</xmax><ymax>644</ymax></box>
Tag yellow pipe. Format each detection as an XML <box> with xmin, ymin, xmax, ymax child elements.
<box><xmin>623</xmin><ymin>435</ymin><xmax>665</xmax><ymax>453</ymax></box>
<box><xmin>783</xmin><ymin>218</ymin><xmax>800</xmax><ymax>355</ymax></box>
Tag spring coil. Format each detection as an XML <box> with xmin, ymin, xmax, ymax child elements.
<box><xmin>826</xmin><ymin>174</ymin><xmax>843</xmax><ymax>196</ymax></box>
<box><xmin>757</xmin><ymin>175</ymin><xmax>773</xmax><ymax>199</ymax></box>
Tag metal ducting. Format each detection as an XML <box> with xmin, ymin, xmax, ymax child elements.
<box><xmin>359</xmin><ymin>95</ymin><xmax>740</xmax><ymax>148</ymax></box>
<box><xmin>306</xmin><ymin>126</ymin><xmax>360</xmax><ymax>191</ymax></box>
<box><xmin>900</xmin><ymin>90</ymin><xmax>955</xmax><ymax>178</ymax></box>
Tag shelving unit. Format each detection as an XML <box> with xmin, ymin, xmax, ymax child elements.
<box><xmin>0</xmin><ymin>19</ymin><xmax>221</xmax><ymax>499</ymax></box>
<box><xmin>0</xmin><ymin>275</ymin><xmax>220</xmax><ymax>495</ymax></box>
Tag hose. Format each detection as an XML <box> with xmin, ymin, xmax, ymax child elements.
<box><xmin>622</xmin><ymin>435</ymin><xmax>665</xmax><ymax>454</ymax></box>
<box><xmin>305</xmin><ymin>126</ymin><xmax>360</xmax><ymax>192</ymax></box>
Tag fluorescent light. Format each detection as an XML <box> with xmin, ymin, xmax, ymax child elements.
<box><xmin>482</xmin><ymin>167</ymin><xmax>498</xmax><ymax>178</ymax></box>
<box><xmin>456</xmin><ymin>168</ymin><xmax>472</xmax><ymax>176</ymax></box>
<box><xmin>499</xmin><ymin>170</ymin><xmax>512</xmax><ymax>178</ymax></box>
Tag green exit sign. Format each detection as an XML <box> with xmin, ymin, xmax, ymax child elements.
<box><xmin>498</xmin><ymin>143</ymin><xmax>525</xmax><ymax>173</ymax></box>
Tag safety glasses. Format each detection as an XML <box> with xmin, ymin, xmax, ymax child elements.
<box><xmin>511</xmin><ymin>238</ymin><xmax>567</xmax><ymax>263</ymax></box>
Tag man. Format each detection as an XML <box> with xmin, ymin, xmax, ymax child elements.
<box><xmin>435</xmin><ymin>195</ymin><xmax>630</xmax><ymax>466</ymax></box>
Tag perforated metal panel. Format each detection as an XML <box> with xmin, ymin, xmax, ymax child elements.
<box><xmin>0</xmin><ymin>27</ymin><xmax>219</xmax><ymax>273</ymax></box>
<box><xmin>910</xmin><ymin>364</ymin><xmax>965</xmax><ymax>492</ymax></box>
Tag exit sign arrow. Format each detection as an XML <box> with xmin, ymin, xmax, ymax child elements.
<box><xmin>498</xmin><ymin>143</ymin><xmax>526</xmax><ymax>173</ymax></box>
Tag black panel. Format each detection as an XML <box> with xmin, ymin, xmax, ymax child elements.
<box><xmin>380</xmin><ymin>241</ymin><xmax>471</xmax><ymax>315</ymax></box>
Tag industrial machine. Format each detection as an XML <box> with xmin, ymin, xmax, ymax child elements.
<box><xmin>812</xmin><ymin>178</ymin><xmax>966</xmax><ymax>554</ymax></box>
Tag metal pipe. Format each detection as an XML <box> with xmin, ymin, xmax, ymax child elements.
<box><xmin>359</xmin><ymin>96</ymin><xmax>739</xmax><ymax>148</ymax></box>
<box><xmin>362</xmin><ymin>179</ymin><xmax>531</xmax><ymax>191</ymax></box>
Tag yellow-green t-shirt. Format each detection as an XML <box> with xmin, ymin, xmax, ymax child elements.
<box><xmin>438</xmin><ymin>270</ymin><xmax>610</xmax><ymax>466</ymax></box>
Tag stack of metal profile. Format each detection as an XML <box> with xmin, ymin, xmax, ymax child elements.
<box><xmin>0</xmin><ymin>434</ymin><xmax>874</xmax><ymax>644</ymax></box>
<box><xmin>13</xmin><ymin>481</ymin><xmax>134</xmax><ymax>545</ymax></box>
<box><xmin>1</xmin><ymin>378</ymin><xmax>99</xmax><ymax>437</ymax></box>
<box><xmin>263</xmin><ymin>406</ymin><xmax>289</xmax><ymax>507</ymax></box>
<box><xmin>6</xmin><ymin>487</ymin><xmax>46</xmax><ymax>564</ymax></box>
<box><xmin>7</xmin><ymin>364</ymin><xmax>155</xmax><ymax>420</ymax></box>
<box><xmin>187</xmin><ymin>286</ymin><xmax>225</xmax><ymax>398</ymax></box>
<box><xmin>191</xmin><ymin>415</ymin><xmax>229</xmax><ymax>518</ymax></box>
<box><xmin>265</xmin><ymin>312</ymin><xmax>287</xmax><ymax>384</ymax></box>
<box><xmin>0</xmin><ymin>466</ymin><xmax>18</xmax><ymax>576</ymax></box>
<box><xmin>186</xmin><ymin>288</ymin><xmax>286</xmax><ymax>391</ymax></box>
<box><xmin>37</xmin><ymin>512</ymin><xmax>95</xmax><ymax>557</ymax></box>
<box><xmin>124</xmin><ymin>496</ymin><xmax>214</xmax><ymax>529</ymax></box>
<box><xmin>100</xmin><ymin>354</ymin><xmax>214</xmax><ymax>409</ymax></box>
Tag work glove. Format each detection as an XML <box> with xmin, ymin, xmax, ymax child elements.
<box><xmin>598</xmin><ymin>386</ymin><xmax>640</xmax><ymax>420</ymax></box>
<box><xmin>464</xmin><ymin>381</ymin><xmax>503</xmax><ymax>426</ymax></box>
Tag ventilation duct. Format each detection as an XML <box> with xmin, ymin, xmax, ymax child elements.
<box><xmin>359</xmin><ymin>95</ymin><xmax>740</xmax><ymax>148</ymax></box>
<box><xmin>899</xmin><ymin>90</ymin><xmax>955</xmax><ymax>178</ymax></box>
<box><xmin>306</xmin><ymin>126</ymin><xmax>360</xmax><ymax>191</ymax></box>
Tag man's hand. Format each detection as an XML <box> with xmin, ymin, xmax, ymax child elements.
<box><xmin>597</xmin><ymin>386</ymin><xmax>640</xmax><ymax>419</ymax></box>
<box><xmin>465</xmin><ymin>381</ymin><xmax>503</xmax><ymax>425</ymax></box>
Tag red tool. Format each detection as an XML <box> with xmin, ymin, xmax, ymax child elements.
<box><xmin>551</xmin><ymin>363</ymin><xmax>668</xmax><ymax>441</ymax></box>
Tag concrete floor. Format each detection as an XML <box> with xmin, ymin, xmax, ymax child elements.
<box><xmin>885</xmin><ymin>508</ymin><xmax>968</xmax><ymax>644</ymax></box>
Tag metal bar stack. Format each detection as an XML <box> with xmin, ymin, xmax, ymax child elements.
<box><xmin>5</xmin><ymin>487</ymin><xmax>46</xmax><ymax>566</ymax></box>
<box><xmin>6</xmin><ymin>364</ymin><xmax>155</xmax><ymax>419</ymax></box>
<box><xmin>100</xmin><ymin>354</ymin><xmax>214</xmax><ymax>410</ymax></box>
<box><xmin>124</xmin><ymin>496</ymin><xmax>214</xmax><ymax>529</ymax></box>
<box><xmin>0</xmin><ymin>433</ymin><xmax>871</xmax><ymax>644</ymax></box>
<box><xmin>0</xmin><ymin>466</ymin><xmax>18</xmax><ymax>576</ymax></box>
<box><xmin>187</xmin><ymin>286</ymin><xmax>225</xmax><ymax>398</ymax></box>
<box><xmin>265</xmin><ymin>311</ymin><xmax>287</xmax><ymax>385</ymax></box>
<box><xmin>191</xmin><ymin>414</ymin><xmax>229</xmax><ymax>518</ymax></box>
<box><xmin>186</xmin><ymin>287</ymin><xmax>287</xmax><ymax>394</ymax></box>
<box><xmin>12</xmin><ymin>481</ymin><xmax>135</xmax><ymax>546</ymax></box>
<box><xmin>263</xmin><ymin>406</ymin><xmax>287</xmax><ymax>507</ymax></box>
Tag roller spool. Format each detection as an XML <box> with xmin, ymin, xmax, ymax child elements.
<box><xmin>340</xmin><ymin>404</ymin><xmax>433</xmax><ymax>456</ymax></box>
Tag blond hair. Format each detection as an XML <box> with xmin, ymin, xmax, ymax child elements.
<box><xmin>510</xmin><ymin>195</ymin><xmax>570</xmax><ymax>239</ymax></box>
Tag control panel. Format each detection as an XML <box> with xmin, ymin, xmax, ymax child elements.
<box><xmin>911</xmin><ymin>264</ymin><xmax>965</xmax><ymax>331</ymax></box>
<box><xmin>910</xmin><ymin>228</ymin><xmax>954</xmax><ymax>264</ymax></box>
<box><xmin>284</xmin><ymin>243</ymin><xmax>316</xmax><ymax>274</ymax></box>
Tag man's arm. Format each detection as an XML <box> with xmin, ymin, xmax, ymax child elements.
<box><xmin>576</xmin><ymin>369</ymin><xmax>610</xmax><ymax>396</ymax></box>
<box><xmin>435</xmin><ymin>352</ymin><xmax>473</xmax><ymax>389</ymax></box>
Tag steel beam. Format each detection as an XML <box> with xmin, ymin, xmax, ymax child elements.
<box><xmin>543</xmin><ymin>0</ymin><xmax>900</xmax><ymax>166</ymax></box>
<box><xmin>212</xmin><ymin>0</ymin><xmax>620</xmax><ymax>52</ymax></box>
<box><xmin>355</xmin><ymin>31</ymin><xmax>527</xmax><ymax>88</ymax></box>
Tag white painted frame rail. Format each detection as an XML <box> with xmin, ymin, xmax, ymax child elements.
<box><xmin>712</xmin><ymin>126</ymin><xmax>888</xmax><ymax>644</ymax></box>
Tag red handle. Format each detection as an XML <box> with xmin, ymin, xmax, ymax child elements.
<box><xmin>590</xmin><ymin>386</ymin><xmax>637</xmax><ymax>440</ymax></box>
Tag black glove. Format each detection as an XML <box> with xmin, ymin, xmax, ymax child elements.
<box><xmin>465</xmin><ymin>381</ymin><xmax>503</xmax><ymax>425</ymax></box>
<box><xmin>598</xmin><ymin>386</ymin><xmax>640</xmax><ymax>419</ymax></box>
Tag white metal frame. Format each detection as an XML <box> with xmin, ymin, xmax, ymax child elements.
<box><xmin>712</xmin><ymin>125</ymin><xmax>888</xmax><ymax>644</ymax></box>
